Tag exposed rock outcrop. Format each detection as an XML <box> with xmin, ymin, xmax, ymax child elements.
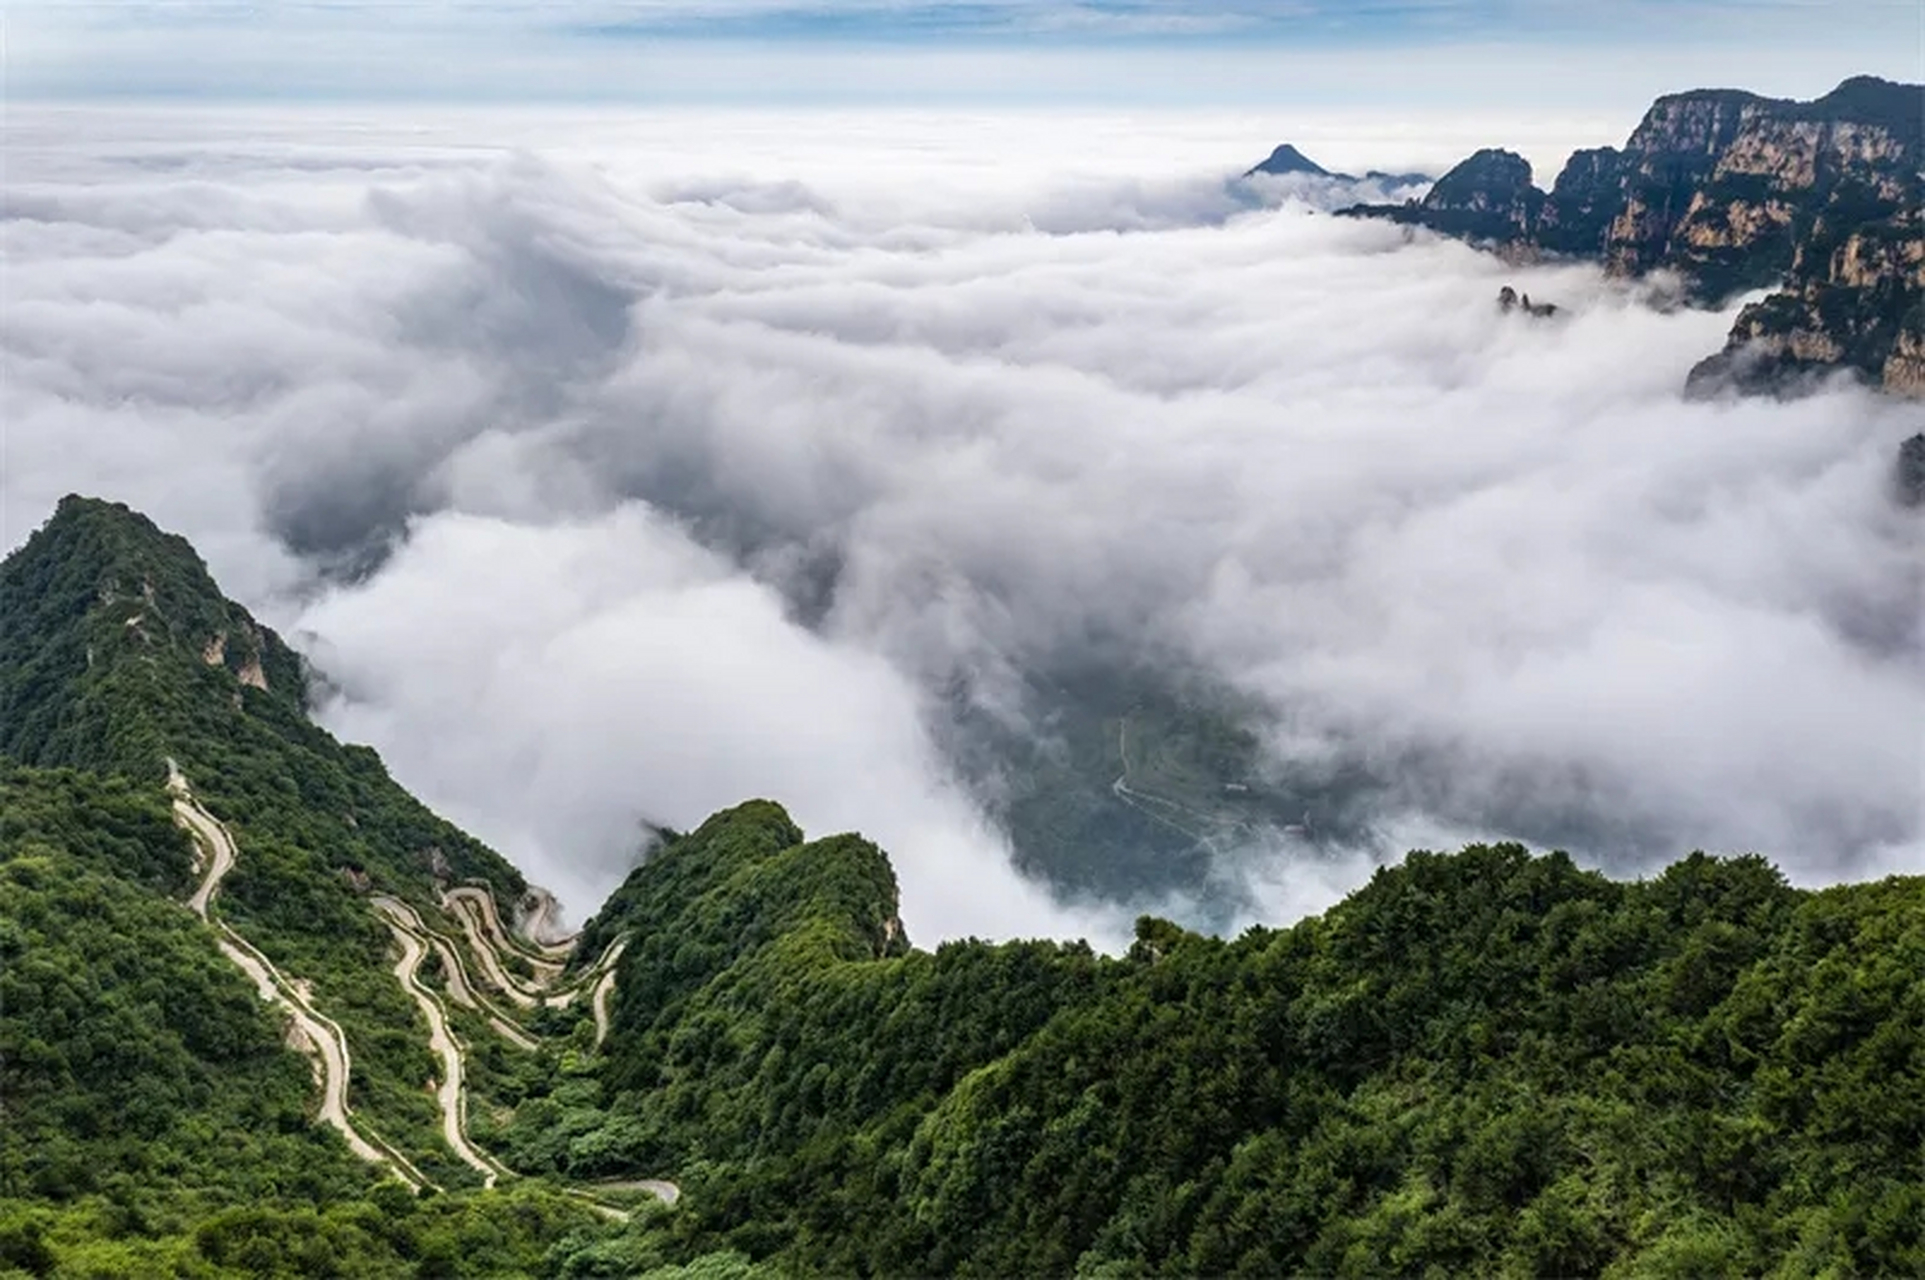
<box><xmin>1897</xmin><ymin>433</ymin><xmax>1925</xmax><ymax>507</ymax></box>
<box><xmin>1534</xmin><ymin>147</ymin><xmax>1630</xmax><ymax>257</ymax></box>
<box><xmin>1686</xmin><ymin>204</ymin><xmax>1923</xmax><ymax>395</ymax></box>
<box><xmin>1343</xmin><ymin>76</ymin><xmax>1925</xmax><ymax>396</ymax></box>
<box><xmin>1498</xmin><ymin>285</ymin><xmax>1559</xmax><ymax>318</ymax></box>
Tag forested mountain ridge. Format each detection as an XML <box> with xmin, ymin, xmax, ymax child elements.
<box><xmin>1342</xmin><ymin>76</ymin><xmax>1924</xmax><ymax>395</ymax></box>
<box><xmin>555</xmin><ymin>827</ymin><xmax>1925</xmax><ymax>1276</ymax></box>
<box><xmin>0</xmin><ymin>496</ymin><xmax>525</xmax><ymax>900</ymax></box>
<box><xmin>4</xmin><ymin>496</ymin><xmax>1923</xmax><ymax>1278</ymax></box>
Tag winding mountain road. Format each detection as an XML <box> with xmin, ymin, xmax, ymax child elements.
<box><xmin>589</xmin><ymin>941</ymin><xmax>627</xmax><ymax>1048</ymax></box>
<box><xmin>422</xmin><ymin>897</ymin><xmax>674</xmax><ymax>1206</ymax></box>
<box><xmin>379</xmin><ymin>896</ymin><xmax>540</xmax><ymax>1051</ymax></box>
<box><xmin>1110</xmin><ymin>718</ymin><xmax>1230</xmax><ymax>859</ymax></box>
<box><xmin>167</xmin><ymin>762</ymin><xmax>423</xmax><ymax>1189</ymax></box>
<box><xmin>374</xmin><ymin>897</ymin><xmax>514</xmax><ymax>1188</ymax></box>
<box><xmin>166</xmin><ymin>760</ymin><xmax>672</xmax><ymax>1207</ymax></box>
<box><xmin>591</xmin><ymin>1180</ymin><xmax>681</xmax><ymax>1207</ymax></box>
<box><xmin>170</xmin><ymin>761</ymin><xmax>234</xmax><ymax>918</ymax></box>
<box><xmin>445</xmin><ymin>886</ymin><xmax>568</xmax><ymax>979</ymax></box>
<box><xmin>442</xmin><ymin>893</ymin><xmax>549</xmax><ymax>1007</ymax></box>
<box><xmin>440</xmin><ymin>887</ymin><xmax>626</xmax><ymax>1012</ymax></box>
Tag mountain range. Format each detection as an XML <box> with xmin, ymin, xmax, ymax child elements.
<box><xmin>4</xmin><ymin>74</ymin><xmax>1923</xmax><ymax>1280</ymax></box>
<box><xmin>1338</xmin><ymin>76</ymin><xmax>1925</xmax><ymax>398</ymax></box>
<box><xmin>3</xmin><ymin>487</ymin><xmax>1921</xmax><ymax>1279</ymax></box>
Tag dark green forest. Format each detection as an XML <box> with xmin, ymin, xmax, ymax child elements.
<box><xmin>3</xmin><ymin>497</ymin><xmax>1921</xmax><ymax>1278</ymax></box>
<box><xmin>533</xmin><ymin>811</ymin><xmax>1925</xmax><ymax>1278</ymax></box>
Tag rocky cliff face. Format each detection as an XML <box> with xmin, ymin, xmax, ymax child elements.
<box><xmin>1686</xmin><ymin>204</ymin><xmax>1925</xmax><ymax>395</ymax></box>
<box><xmin>1343</xmin><ymin>76</ymin><xmax>1924</xmax><ymax>397</ymax></box>
<box><xmin>1534</xmin><ymin>147</ymin><xmax>1629</xmax><ymax>256</ymax></box>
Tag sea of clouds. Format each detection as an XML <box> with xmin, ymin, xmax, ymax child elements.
<box><xmin>4</xmin><ymin>105</ymin><xmax>1919</xmax><ymax>945</ymax></box>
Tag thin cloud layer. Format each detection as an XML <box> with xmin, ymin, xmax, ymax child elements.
<box><xmin>9</xmin><ymin>3</ymin><xmax>1916</xmax><ymax>110</ymax></box>
<box><xmin>3</xmin><ymin>106</ymin><xmax>1918</xmax><ymax>942</ymax></box>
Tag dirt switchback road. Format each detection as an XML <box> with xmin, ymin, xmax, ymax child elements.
<box><xmin>169</xmin><ymin>761</ymin><xmax>667</xmax><ymax>1205</ymax></box>
<box><xmin>442</xmin><ymin>893</ymin><xmax>547</xmax><ymax>1007</ymax></box>
<box><xmin>590</xmin><ymin>941</ymin><xmax>627</xmax><ymax>1048</ymax></box>
<box><xmin>445</xmin><ymin>886</ymin><xmax>567</xmax><ymax>980</ymax></box>
<box><xmin>378</xmin><ymin>896</ymin><xmax>539</xmax><ymax>1050</ymax></box>
<box><xmin>169</xmin><ymin>760</ymin><xmax>233</xmax><ymax>918</ymax></box>
<box><xmin>374</xmin><ymin>897</ymin><xmax>513</xmax><ymax>1188</ymax></box>
<box><xmin>167</xmin><ymin>763</ymin><xmax>421</xmax><ymax>1188</ymax></box>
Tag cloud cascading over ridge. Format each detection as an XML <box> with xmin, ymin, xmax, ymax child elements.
<box><xmin>3</xmin><ymin>106</ymin><xmax>1919</xmax><ymax>943</ymax></box>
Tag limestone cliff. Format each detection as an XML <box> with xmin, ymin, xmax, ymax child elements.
<box><xmin>1342</xmin><ymin>76</ymin><xmax>1924</xmax><ymax>396</ymax></box>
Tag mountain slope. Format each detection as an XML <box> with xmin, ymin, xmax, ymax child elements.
<box><xmin>0</xmin><ymin>496</ymin><xmax>524</xmax><ymax>901</ymax></box>
<box><xmin>0</xmin><ymin>497</ymin><xmax>565</xmax><ymax>1186</ymax></box>
<box><xmin>0</xmin><ymin>762</ymin><xmax>368</xmax><ymax>1208</ymax></box>
<box><xmin>0</xmin><ymin>761</ymin><xmax>629</xmax><ymax>1278</ymax></box>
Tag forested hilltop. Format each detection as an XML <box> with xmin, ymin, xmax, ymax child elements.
<box><xmin>3</xmin><ymin>497</ymin><xmax>1922</xmax><ymax>1278</ymax></box>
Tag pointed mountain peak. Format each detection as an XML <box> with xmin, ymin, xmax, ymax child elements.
<box><xmin>43</xmin><ymin>493</ymin><xmax>213</xmax><ymax>576</ymax></box>
<box><xmin>11</xmin><ymin>496</ymin><xmax>256</xmax><ymax>663</ymax></box>
<box><xmin>0</xmin><ymin>495</ymin><xmax>306</xmax><ymax>768</ymax></box>
<box><xmin>1244</xmin><ymin>143</ymin><xmax>1332</xmax><ymax>179</ymax></box>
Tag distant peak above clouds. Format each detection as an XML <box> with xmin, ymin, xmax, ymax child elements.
<box><xmin>1244</xmin><ymin>144</ymin><xmax>1333</xmax><ymax>179</ymax></box>
<box><xmin>1240</xmin><ymin>143</ymin><xmax>1432</xmax><ymax>191</ymax></box>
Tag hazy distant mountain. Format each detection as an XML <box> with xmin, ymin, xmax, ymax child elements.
<box><xmin>1244</xmin><ymin>143</ymin><xmax>1334</xmax><ymax>178</ymax></box>
<box><xmin>1363</xmin><ymin>167</ymin><xmax>1434</xmax><ymax>186</ymax></box>
<box><xmin>1342</xmin><ymin>76</ymin><xmax>1925</xmax><ymax>398</ymax></box>
<box><xmin>1242</xmin><ymin>142</ymin><xmax>1432</xmax><ymax>188</ymax></box>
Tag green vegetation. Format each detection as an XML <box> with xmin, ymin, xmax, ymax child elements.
<box><xmin>541</xmin><ymin>822</ymin><xmax>1925</xmax><ymax>1277</ymax></box>
<box><xmin>0</xmin><ymin>497</ymin><xmax>541</xmax><ymax>1174</ymax></box>
<box><xmin>0</xmin><ymin>762</ymin><xmax>622</xmax><ymax>1276</ymax></box>
<box><xmin>953</xmin><ymin>665</ymin><xmax>1366</xmax><ymax>917</ymax></box>
<box><xmin>0</xmin><ymin>496</ymin><xmax>525</xmax><ymax>902</ymax></box>
<box><xmin>5</xmin><ymin>496</ymin><xmax>1921</xmax><ymax>1277</ymax></box>
<box><xmin>0</xmin><ymin>762</ymin><xmax>368</xmax><ymax>1210</ymax></box>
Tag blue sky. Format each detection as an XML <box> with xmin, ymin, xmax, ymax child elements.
<box><xmin>7</xmin><ymin>1</ymin><xmax>1921</xmax><ymax>107</ymax></box>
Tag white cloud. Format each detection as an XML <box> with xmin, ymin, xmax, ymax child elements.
<box><xmin>3</xmin><ymin>105</ymin><xmax>1918</xmax><ymax>944</ymax></box>
<box><xmin>296</xmin><ymin>506</ymin><xmax>1124</xmax><ymax>942</ymax></box>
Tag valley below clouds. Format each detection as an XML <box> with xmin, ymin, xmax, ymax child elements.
<box><xmin>5</xmin><ymin>105</ymin><xmax>1919</xmax><ymax>945</ymax></box>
